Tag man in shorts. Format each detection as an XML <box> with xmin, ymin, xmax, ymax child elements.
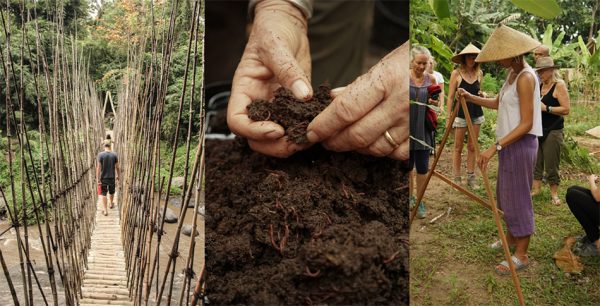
<box><xmin>96</xmin><ymin>140</ymin><xmax>120</xmax><ymax>216</ymax></box>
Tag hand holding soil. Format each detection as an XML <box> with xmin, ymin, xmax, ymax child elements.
<box><xmin>227</xmin><ymin>0</ymin><xmax>312</xmax><ymax>158</ymax></box>
<box><xmin>306</xmin><ymin>43</ymin><xmax>410</xmax><ymax>160</ymax></box>
<box><xmin>248</xmin><ymin>84</ymin><xmax>332</xmax><ymax>144</ymax></box>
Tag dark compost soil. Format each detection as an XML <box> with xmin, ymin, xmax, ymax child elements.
<box><xmin>205</xmin><ymin>138</ymin><xmax>409</xmax><ymax>305</ymax></box>
<box><xmin>247</xmin><ymin>84</ymin><xmax>332</xmax><ymax>144</ymax></box>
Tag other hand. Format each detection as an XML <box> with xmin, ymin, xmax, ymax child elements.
<box><xmin>457</xmin><ymin>88</ymin><xmax>472</xmax><ymax>101</ymax></box>
<box><xmin>478</xmin><ymin>145</ymin><xmax>496</xmax><ymax>172</ymax></box>
<box><xmin>305</xmin><ymin>43</ymin><xmax>409</xmax><ymax>160</ymax></box>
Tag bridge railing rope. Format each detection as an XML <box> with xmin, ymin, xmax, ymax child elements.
<box><xmin>113</xmin><ymin>0</ymin><xmax>204</xmax><ymax>305</ymax></box>
<box><xmin>0</xmin><ymin>0</ymin><xmax>204</xmax><ymax>304</ymax></box>
<box><xmin>0</xmin><ymin>1</ymin><xmax>105</xmax><ymax>305</ymax></box>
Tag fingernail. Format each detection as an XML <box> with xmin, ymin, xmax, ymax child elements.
<box><xmin>306</xmin><ymin>130</ymin><xmax>319</xmax><ymax>143</ymax></box>
<box><xmin>266</xmin><ymin>129</ymin><xmax>284</xmax><ymax>138</ymax></box>
<box><xmin>331</xmin><ymin>87</ymin><xmax>345</xmax><ymax>95</ymax></box>
<box><xmin>291</xmin><ymin>80</ymin><xmax>310</xmax><ymax>99</ymax></box>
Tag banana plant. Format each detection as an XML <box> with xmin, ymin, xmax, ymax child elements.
<box><xmin>429</xmin><ymin>0</ymin><xmax>562</xmax><ymax>20</ymax></box>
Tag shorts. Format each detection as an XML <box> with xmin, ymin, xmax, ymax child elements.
<box><xmin>99</xmin><ymin>178</ymin><xmax>116</xmax><ymax>196</ymax></box>
<box><xmin>452</xmin><ymin>116</ymin><xmax>485</xmax><ymax>128</ymax></box>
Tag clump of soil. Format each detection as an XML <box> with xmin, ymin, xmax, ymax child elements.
<box><xmin>206</xmin><ymin>138</ymin><xmax>409</xmax><ymax>305</ymax></box>
<box><xmin>247</xmin><ymin>84</ymin><xmax>332</xmax><ymax>143</ymax></box>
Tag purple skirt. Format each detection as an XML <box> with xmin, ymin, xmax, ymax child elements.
<box><xmin>496</xmin><ymin>134</ymin><xmax>538</xmax><ymax>237</ymax></box>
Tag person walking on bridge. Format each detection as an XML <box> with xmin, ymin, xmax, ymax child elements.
<box><xmin>96</xmin><ymin>140</ymin><xmax>120</xmax><ymax>216</ymax></box>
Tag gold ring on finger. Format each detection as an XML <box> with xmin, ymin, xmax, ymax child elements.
<box><xmin>384</xmin><ymin>130</ymin><xmax>400</xmax><ymax>148</ymax></box>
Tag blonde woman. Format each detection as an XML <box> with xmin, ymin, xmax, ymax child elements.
<box><xmin>409</xmin><ymin>45</ymin><xmax>439</xmax><ymax>218</ymax></box>
<box><xmin>458</xmin><ymin>25</ymin><xmax>542</xmax><ymax>275</ymax></box>
<box><xmin>446</xmin><ymin>43</ymin><xmax>485</xmax><ymax>188</ymax></box>
<box><xmin>531</xmin><ymin>56</ymin><xmax>570</xmax><ymax>205</ymax></box>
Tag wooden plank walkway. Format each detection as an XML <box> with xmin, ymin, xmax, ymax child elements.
<box><xmin>79</xmin><ymin>208</ymin><xmax>132</xmax><ymax>306</ymax></box>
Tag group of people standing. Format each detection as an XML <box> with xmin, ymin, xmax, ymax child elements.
<box><xmin>409</xmin><ymin>24</ymin><xmax>599</xmax><ymax>275</ymax></box>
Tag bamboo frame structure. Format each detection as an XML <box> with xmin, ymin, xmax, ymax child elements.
<box><xmin>0</xmin><ymin>0</ymin><xmax>204</xmax><ymax>305</ymax></box>
<box><xmin>409</xmin><ymin>96</ymin><xmax>525</xmax><ymax>306</ymax></box>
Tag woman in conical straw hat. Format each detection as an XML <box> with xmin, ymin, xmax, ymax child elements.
<box><xmin>458</xmin><ymin>24</ymin><xmax>543</xmax><ymax>275</ymax></box>
<box><xmin>446</xmin><ymin>43</ymin><xmax>486</xmax><ymax>189</ymax></box>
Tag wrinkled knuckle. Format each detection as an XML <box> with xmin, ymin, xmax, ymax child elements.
<box><xmin>277</xmin><ymin>61</ymin><xmax>297</xmax><ymax>83</ymax></box>
<box><xmin>334</xmin><ymin>99</ymin><xmax>359</xmax><ymax>125</ymax></box>
<box><xmin>349</xmin><ymin>130</ymin><xmax>371</xmax><ymax>148</ymax></box>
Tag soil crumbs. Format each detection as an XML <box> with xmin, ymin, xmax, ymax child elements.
<box><xmin>206</xmin><ymin>139</ymin><xmax>409</xmax><ymax>305</ymax></box>
<box><xmin>247</xmin><ymin>84</ymin><xmax>332</xmax><ymax>144</ymax></box>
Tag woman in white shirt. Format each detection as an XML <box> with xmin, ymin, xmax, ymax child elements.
<box><xmin>458</xmin><ymin>25</ymin><xmax>543</xmax><ymax>275</ymax></box>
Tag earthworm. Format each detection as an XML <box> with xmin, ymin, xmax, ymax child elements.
<box><xmin>304</xmin><ymin>266</ymin><xmax>321</xmax><ymax>277</ymax></box>
<box><xmin>290</xmin><ymin>206</ymin><xmax>299</xmax><ymax>224</ymax></box>
<box><xmin>304</xmin><ymin>297</ymin><xmax>314</xmax><ymax>306</ymax></box>
<box><xmin>312</xmin><ymin>228</ymin><xmax>322</xmax><ymax>238</ymax></box>
<box><xmin>383</xmin><ymin>250</ymin><xmax>401</xmax><ymax>264</ymax></box>
<box><xmin>341</xmin><ymin>183</ymin><xmax>349</xmax><ymax>199</ymax></box>
<box><xmin>269</xmin><ymin>224</ymin><xmax>280</xmax><ymax>252</ymax></box>
<box><xmin>318</xmin><ymin>293</ymin><xmax>335</xmax><ymax>303</ymax></box>
<box><xmin>280</xmin><ymin>223</ymin><xmax>289</xmax><ymax>252</ymax></box>
<box><xmin>320</xmin><ymin>212</ymin><xmax>332</xmax><ymax>225</ymax></box>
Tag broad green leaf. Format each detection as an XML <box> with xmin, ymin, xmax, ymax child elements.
<box><xmin>542</xmin><ymin>24</ymin><xmax>553</xmax><ymax>47</ymax></box>
<box><xmin>577</xmin><ymin>36</ymin><xmax>590</xmax><ymax>66</ymax></box>
<box><xmin>429</xmin><ymin>35</ymin><xmax>453</xmax><ymax>60</ymax></box>
<box><xmin>552</xmin><ymin>31</ymin><xmax>565</xmax><ymax>51</ymax></box>
<box><xmin>429</xmin><ymin>0</ymin><xmax>451</xmax><ymax>19</ymax></box>
<box><xmin>589</xmin><ymin>48</ymin><xmax>600</xmax><ymax>72</ymax></box>
<box><xmin>509</xmin><ymin>0</ymin><xmax>561</xmax><ymax>19</ymax></box>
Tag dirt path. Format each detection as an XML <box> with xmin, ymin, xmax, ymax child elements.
<box><xmin>410</xmin><ymin>148</ymin><xmax>493</xmax><ymax>305</ymax></box>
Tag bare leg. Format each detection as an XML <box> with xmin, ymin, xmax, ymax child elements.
<box><xmin>109</xmin><ymin>194</ymin><xmax>114</xmax><ymax>208</ymax></box>
<box><xmin>531</xmin><ymin>180</ymin><xmax>542</xmax><ymax>196</ymax></box>
<box><xmin>466</xmin><ymin>124</ymin><xmax>481</xmax><ymax>174</ymax></box>
<box><xmin>513</xmin><ymin>235</ymin><xmax>530</xmax><ymax>263</ymax></box>
<box><xmin>453</xmin><ymin>127</ymin><xmax>467</xmax><ymax>182</ymax></box>
<box><xmin>101</xmin><ymin>196</ymin><xmax>108</xmax><ymax>215</ymax></box>
<box><xmin>505</xmin><ymin>231</ymin><xmax>516</xmax><ymax>246</ymax></box>
<box><xmin>550</xmin><ymin>184</ymin><xmax>560</xmax><ymax>205</ymax></box>
<box><xmin>416</xmin><ymin>173</ymin><xmax>428</xmax><ymax>197</ymax></box>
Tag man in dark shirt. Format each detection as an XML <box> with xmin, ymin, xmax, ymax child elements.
<box><xmin>96</xmin><ymin>140</ymin><xmax>120</xmax><ymax>216</ymax></box>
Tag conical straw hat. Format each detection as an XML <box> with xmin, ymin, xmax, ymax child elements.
<box><xmin>451</xmin><ymin>43</ymin><xmax>481</xmax><ymax>64</ymax></box>
<box><xmin>475</xmin><ymin>24</ymin><xmax>540</xmax><ymax>63</ymax></box>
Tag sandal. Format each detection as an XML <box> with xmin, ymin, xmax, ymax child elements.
<box><xmin>551</xmin><ymin>196</ymin><xmax>561</xmax><ymax>206</ymax></box>
<box><xmin>495</xmin><ymin>255</ymin><xmax>529</xmax><ymax>275</ymax></box>
<box><xmin>110</xmin><ymin>203</ymin><xmax>115</xmax><ymax>209</ymax></box>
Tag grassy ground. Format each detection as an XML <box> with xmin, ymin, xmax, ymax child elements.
<box><xmin>411</xmin><ymin>101</ymin><xmax>600</xmax><ymax>305</ymax></box>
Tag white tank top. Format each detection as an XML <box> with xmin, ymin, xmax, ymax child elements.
<box><xmin>496</xmin><ymin>65</ymin><xmax>543</xmax><ymax>139</ymax></box>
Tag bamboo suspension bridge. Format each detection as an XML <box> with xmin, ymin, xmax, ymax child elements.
<box><xmin>0</xmin><ymin>1</ymin><xmax>205</xmax><ymax>305</ymax></box>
